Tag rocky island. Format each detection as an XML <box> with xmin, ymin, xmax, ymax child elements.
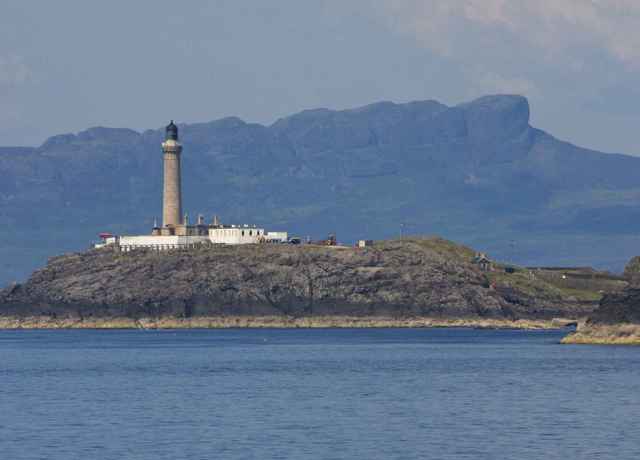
<box><xmin>1</xmin><ymin>114</ymin><xmax>633</xmax><ymax>332</ymax></box>
<box><xmin>0</xmin><ymin>237</ymin><xmax>625</xmax><ymax>330</ymax></box>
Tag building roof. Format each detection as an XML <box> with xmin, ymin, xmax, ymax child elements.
<box><xmin>165</xmin><ymin>120</ymin><xmax>178</xmax><ymax>141</ymax></box>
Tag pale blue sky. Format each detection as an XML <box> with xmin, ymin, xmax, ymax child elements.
<box><xmin>2</xmin><ymin>0</ymin><xmax>640</xmax><ymax>154</ymax></box>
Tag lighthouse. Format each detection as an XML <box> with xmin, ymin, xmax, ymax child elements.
<box><xmin>161</xmin><ymin>120</ymin><xmax>183</xmax><ymax>230</ymax></box>
<box><xmin>95</xmin><ymin>118</ymin><xmax>289</xmax><ymax>251</ymax></box>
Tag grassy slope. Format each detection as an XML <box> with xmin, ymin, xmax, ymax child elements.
<box><xmin>396</xmin><ymin>237</ymin><xmax>622</xmax><ymax>304</ymax></box>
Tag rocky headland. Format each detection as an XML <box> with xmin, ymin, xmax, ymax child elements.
<box><xmin>562</xmin><ymin>256</ymin><xmax>640</xmax><ymax>345</ymax></box>
<box><xmin>0</xmin><ymin>237</ymin><xmax>623</xmax><ymax>329</ymax></box>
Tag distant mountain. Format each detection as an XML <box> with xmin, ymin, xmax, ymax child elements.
<box><xmin>2</xmin><ymin>94</ymin><xmax>640</xmax><ymax>285</ymax></box>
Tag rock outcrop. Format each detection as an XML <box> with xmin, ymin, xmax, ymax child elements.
<box><xmin>562</xmin><ymin>257</ymin><xmax>640</xmax><ymax>344</ymax></box>
<box><xmin>0</xmin><ymin>238</ymin><xmax>603</xmax><ymax>324</ymax></box>
<box><xmin>587</xmin><ymin>289</ymin><xmax>640</xmax><ymax>325</ymax></box>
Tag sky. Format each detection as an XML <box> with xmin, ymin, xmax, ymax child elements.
<box><xmin>2</xmin><ymin>0</ymin><xmax>640</xmax><ymax>154</ymax></box>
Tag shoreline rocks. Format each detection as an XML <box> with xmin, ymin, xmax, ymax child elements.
<box><xmin>0</xmin><ymin>315</ymin><xmax>577</xmax><ymax>331</ymax></box>
<box><xmin>561</xmin><ymin>323</ymin><xmax>640</xmax><ymax>345</ymax></box>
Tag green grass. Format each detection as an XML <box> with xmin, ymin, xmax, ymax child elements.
<box><xmin>375</xmin><ymin>236</ymin><xmax>477</xmax><ymax>262</ymax></box>
<box><xmin>486</xmin><ymin>269</ymin><xmax>604</xmax><ymax>302</ymax></box>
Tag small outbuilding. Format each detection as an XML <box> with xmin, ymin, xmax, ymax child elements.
<box><xmin>473</xmin><ymin>253</ymin><xmax>493</xmax><ymax>272</ymax></box>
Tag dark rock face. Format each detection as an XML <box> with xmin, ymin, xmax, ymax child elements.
<box><xmin>0</xmin><ymin>238</ymin><xmax>596</xmax><ymax>320</ymax></box>
<box><xmin>588</xmin><ymin>289</ymin><xmax>640</xmax><ymax>325</ymax></box>
<box><xmin>623</xmin><ymin>256</ymin><xmax>640</xmax><ymax>282</ymax></box>
<box><xmin>2</xmin><ymin>94</ymin><xmax>640</xmax><ymax>286</ymax></box>
<box><xmin>460</xmin><ymin>95</ymin><xmax>530</xmax><ymax>146</ymax></box>
<box><xmin>587</xmin><ymin>257</ymin><xmax>640</xmax><ymax>325</ymax></box>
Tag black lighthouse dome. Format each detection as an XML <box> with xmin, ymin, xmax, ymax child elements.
<box><xmin>165</xmin><ymin>120</ymin><xmax>178</xmax><ymax>141</ymax></box>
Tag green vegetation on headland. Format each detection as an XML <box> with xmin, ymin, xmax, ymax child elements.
<box><xmin>0</xmin><ymin>237</ymin><xmax>621</xmax><ymax>330</ymax></box>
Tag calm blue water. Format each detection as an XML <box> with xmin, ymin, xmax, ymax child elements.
<box><xmin>1</xmin><ymin>328</ymin><xmax>639</xmax><ymax>459</ymax></box>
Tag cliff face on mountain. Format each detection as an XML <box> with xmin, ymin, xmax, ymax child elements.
<box><xmin>3</xmin><ymin>94</ymin><xmax>640</xmax><ymax>286</ymax></box>
<box><xmin>0</xmin><ymin>238</ymin><xmax>605</xmax><ymax>323</ymax></box>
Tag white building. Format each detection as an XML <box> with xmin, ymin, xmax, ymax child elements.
<box><xmin>94</xmin><ymin>235</ymin><xmax>118</xmax><ymax>249</ymax></box>
<box><xmin>208</xmin><ymin>225</ymin><xmax>265</xmax><ymax>245</ymax></box>
<box><xmin>95</xmin><ymin>225</ymin><xmax>290</xmax><ymax>251</ymax></box>
<box><xmin>116</xmin><ymin>235</ymin><xmax>210</xmax><ymax>252</ymax></box>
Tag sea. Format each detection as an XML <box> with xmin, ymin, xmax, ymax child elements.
<box><xmin>1</xmin><ymin>328</ymin><xmax>639</xmax><ymax>460</ymax></box>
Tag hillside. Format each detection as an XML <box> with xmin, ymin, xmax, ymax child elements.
<box><xmin>0</xmin><ymin>237</ymin><xmax>615</xmax><ymax>327</ymax></box>
<box><xmin>2</xmin><ymin>95</ymin><xmax>640</xmax><ymax>286</ymax></box>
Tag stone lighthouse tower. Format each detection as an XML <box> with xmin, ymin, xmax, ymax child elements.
<box><xmin>162</xmin><ymin>121</ymin><xmax>183</xmax><ymax>230</ymax></box>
